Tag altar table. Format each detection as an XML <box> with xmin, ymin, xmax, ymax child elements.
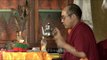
<box><xmin>0</xmin><ymin>51</ymin><xmax>52</xmax><ymax>60</ymax></box>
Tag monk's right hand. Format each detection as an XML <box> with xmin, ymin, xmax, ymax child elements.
<box><xmin>52</xmin><ymin>27</ymin><xmax>61</xmax><ymax>40</ymax></box>
<box><xmin>80</xmin><ymin>57</ymin><xmax>88</xmax><ymax>60</ymax></box>
<box><xmin>52</xmin><ymin>27</ymin><xmax>66</xmax><ymax>48</ymax></box>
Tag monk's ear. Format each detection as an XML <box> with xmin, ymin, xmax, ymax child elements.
<box><xmin>71</xmin><ymin>14</ymin><xmax>76</xmax><ymax>19</ymax></box>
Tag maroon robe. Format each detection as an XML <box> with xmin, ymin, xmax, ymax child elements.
<box><xmin>62</xmin><ymin>22</ymin><xmax>99</xmax><ymax>60</ymax></box>
<box><xmin>97</xmin><ymin>39</ymin><xmax>107</xmax><ymax>60</ymax></box>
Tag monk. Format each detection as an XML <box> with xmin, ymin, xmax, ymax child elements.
<box><xmin>52</xmin><ymin>4</ymin><xmax>99</xmax><ymax>60</ymax></box>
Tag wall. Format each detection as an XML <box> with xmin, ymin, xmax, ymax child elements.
<box><xmin>91</xmin><ymin>0</ymin><xmax>107</xmax><ymax>43</ymax></box>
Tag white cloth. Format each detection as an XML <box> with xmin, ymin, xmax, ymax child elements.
<box><xmin>74</xmin><ymin>0</ymin><xmax>93</xmax><ymax>29</ymax></box>
<box><xmin>102</xmin><ymin>0</ymin><xmax>107</xmax><ymax>11</ymax></box>
<box><xmin>102</xmin><ymin>0</ymin><xmax>107</xmax><ymax>9</ymax></box>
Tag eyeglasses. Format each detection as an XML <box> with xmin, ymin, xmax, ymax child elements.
<box><xmin>61</xmin><ymin>15</ymin><xmax>69</xmax><ymax>20</ymax></box>
<box><xmin>61</xmin><ymin>14</ymin><xmax>72</xmax><ymax>20</ymax></box>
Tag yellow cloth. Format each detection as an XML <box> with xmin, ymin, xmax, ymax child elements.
<box><xmin>2</xmin><ymin>52</ymin><xmax>52</xmax><ymax>60</ymax></box>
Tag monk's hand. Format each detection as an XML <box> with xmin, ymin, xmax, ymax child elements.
<box><xmin>80</xmin><ymin>57</ymin><xmax>88</xmax><ymax>60</ymax></box>
<box><xmin>52</xmin><ymin>28</ymin><xmax>62</xmax><ymax>39</ymax></box>
<box><xmin>52</xmin><ymin>27</ymin><xmax>65</xmax><ymax>48</ymax></box>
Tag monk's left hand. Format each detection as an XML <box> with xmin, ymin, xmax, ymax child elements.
<box><xmin>80</xmin><ymin>57</ymin><xmax>88</xmax><ymax>60</ymax></box>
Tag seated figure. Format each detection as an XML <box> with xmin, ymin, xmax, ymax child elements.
<box><xmin>97</xmin><ymin>39</ymin><xmax>107</xmax><ymax>60</ymax></box>
<box><xmin>13</xmin><ymin>31</ymin><xmax>28</xmax><ymax>52</ymax></box>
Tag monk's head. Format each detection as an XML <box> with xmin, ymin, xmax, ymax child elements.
<box><xmin>61</xmin><ymin>4</ymin><xmax>82</xmax><ymax>29</ymax></box>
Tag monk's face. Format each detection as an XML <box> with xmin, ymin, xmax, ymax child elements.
<box><xmin>61</xmin><ymin>10</ymin><xmax>76</xmax><ymax>29</ymax></box>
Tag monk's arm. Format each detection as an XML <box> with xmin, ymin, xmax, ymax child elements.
<box><xmin>63</xmin><ymin>42</ymin><xmax>87</xmax><ymax>58</ymax></box>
